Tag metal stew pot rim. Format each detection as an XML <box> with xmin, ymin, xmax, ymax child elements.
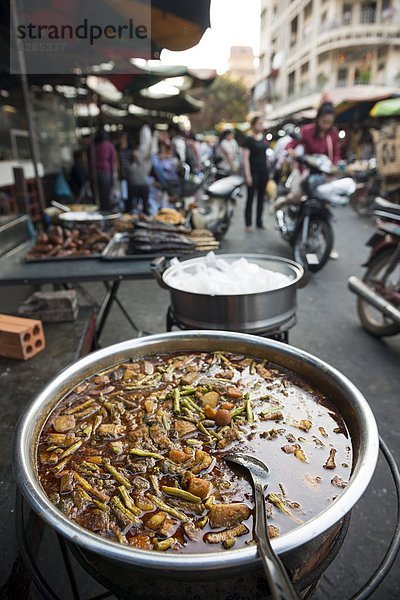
<box><xmin>159</xmin><ymin>254</ymin><xmax>304</xmax><ymax>296</ymax></box>
<box><xmin>13</xmin><ymin>331</ymin><xmax>379</xmax><ymax>573</ymax></box>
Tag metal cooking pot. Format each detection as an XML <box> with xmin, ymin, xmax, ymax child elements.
<box><xmin>152</xmin><ymin>254</ymin><xmax>305</xmax><ymax>333</ymax></box>
<box><xmin>58</xmin><ymin>211</ymin><xmax>121</xmax><ymax>226</ymax></box>
<box><xmin>13</xmin><ymin>331</ymin><xmax>379</xmax><ymax>583</ymax></box>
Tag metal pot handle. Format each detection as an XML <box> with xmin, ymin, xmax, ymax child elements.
<box><xmin>297</xmin><ymin>266</ymin><xmax>311</xmax><ymax>289</ymax></box>
<box><xmin>150</xmin><ymin>256</ymin><xmax>170</xmax><ymax>290</ymax></box>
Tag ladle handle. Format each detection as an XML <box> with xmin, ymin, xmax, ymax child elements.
<box><xmin>253</xmin><ymin>480</ymin><xmax>299</xmax><ymax>600</ymax></box>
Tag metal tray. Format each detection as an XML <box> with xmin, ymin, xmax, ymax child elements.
<box><xmin>24</xmin><ymin>251</ymin><xmax>102</xmax><ymax>263</ymax></box>
<box><xmin>59</xmin><ymin>211</ymin><xmax>121</xmax><ymax>225</ymax></box>
<box><xmin>101</xmin><ymin>233</ymin><xmax>197</xmax><ymax>261</ymax></box>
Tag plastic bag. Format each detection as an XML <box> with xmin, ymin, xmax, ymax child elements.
<box><xmin>266</xmin><ymin>179</ymin><xmax>278</xmax><ymax>200</ymax></box>
<box><xmin>55</xmin><ymin>172</ymin><xmax>72</xmax><ymax>198</ymax></box>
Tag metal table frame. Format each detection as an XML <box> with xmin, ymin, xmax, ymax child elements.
<box><xmin>0</xmin><ymin>244</ymin><xmax>154</xmax><ymax>339</ymax></box>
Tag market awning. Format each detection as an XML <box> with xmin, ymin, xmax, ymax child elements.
<box><xmin>120</xmin><ymin>0</ymin><xmax>211</xmax><ymax>53</ymax></box>
<box><xmin>370</xmin><ymin>96</ymin><xmax>400</xmax><ymax>118</ymax></box>
<box><xmin>322</xmin><ymin>85</ymin><xmax>400</xmax><ymax>122</ymax></box>
<box><xmin>6</xmin><ymin>0</ymin><xmax>211</xmax><ymax>74</ymax></box>
<box><xmin>106</xmin><ymin>62</ymin><xmax>216</xmax><ymax>95</ymax></box>
<box><xmin>128</xmin><ymin>91</ymin><xmax>204</xmax><ymax>114</ymax></box>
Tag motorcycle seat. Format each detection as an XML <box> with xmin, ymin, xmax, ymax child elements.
<box><xmin>373</xmin><ymin>197</ymin><xmax>400</xmax><ymax>217</ymax></box>
<box><xmin>205</xmin><ymin>175</ymin><xmax>244</xmax><ymax>198</ymax></box>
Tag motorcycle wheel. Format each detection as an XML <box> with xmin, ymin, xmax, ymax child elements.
<box><xmin>357</xmin><ymin>248</ymin><xmax>400</xmax><ymax>337</ymax></box>
<box><xmin>214</xmin><ymin>200</ymin><xmax>234</xmax><ymax>241</ymax></box>
<box><xmin>350</xmin><ymin>189</ymin><xmax>374</xmax><ymax>216</ymax></box>
<box><xmin>292</xmin><ymin>216</ymin><xmax>334</xmax><ymax>273</ymax></box>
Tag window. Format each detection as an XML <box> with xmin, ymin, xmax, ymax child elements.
<box><xmin>303</xmin><ymin>1</ymin><xmax>313</xmax><ymax>36</ymax></box>
<box><xmin>304</xmin><ymin>1</ymin><xmax>313</xmax><ymax>21</ymax></box>
<box><xmin>337</xmin><ymin>68</ymin><xmax>348</xmax><ymax>86</ymax></box>
<box><xmin>290</xmin><ymin>16</ymin><xmax>298</xmax><ymax>47</ymax></box>
<box><xmin>355</xmin><ymin>67</ymin><xmax>371</xmax><ymax>84</ymax></box>
<box><xmin>360</xmin><ymin>2</ymin><xmax>376</xmax><ymax>23</ymax></box>
<box><xmin>288</xmin><ymin>71</ymin><xmax>295</xmax><ymax>95</ymax></box>
<box><xmin>343</xmin><ymin>4</ymin><xmax>352</xmax><ymax>25</ymax></box>
<box><xmin>301</xmin><ymin>62</ymin><xmax>309</xmax><ymax>75</ymax></box>
<box><xmin>261</xmin><ymin>8</ymin><xmax>267</xmax><ymax>30</ymax></box>
<box><xmin>318</xmin><ymin>51</ymin><xmax>329</xmax><ymax>64</ymax></box>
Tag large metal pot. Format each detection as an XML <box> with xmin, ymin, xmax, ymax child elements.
<box><xmin>152</xmin><ymin>254</ymin><xmax>304</xmax><ymax>333</ymax></box>
<box><xmin>13</xmin><ymin>331</ymin><xmax>379</xmax><ymax>585</ymax></box>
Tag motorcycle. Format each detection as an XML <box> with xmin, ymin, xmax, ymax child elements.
<box><xmin>348</xmin><ymin>196</ymin><xmax>400</xmax><ymax>337</ymax></box>
<box><xmin>171</xmin><ymin>163</ymin><xmax>244</xmax><ymax>241</ymax></box>
<box><xmin>349</xmin><ymin>158</ymin><xmax>378</xmax><ymax>217</ymax></box>
<box><xmin>189</xmin><ymin>174</ymin><xmax>244</xmax><ymax>240</ymax></box>
<box><xmin>275</xmin><ymin>154</ymin><xmax>356</xmax><ymax>272</ymax></box>
<box><xmin>350</xmin><ymin>159</ymin><xmax>400</xmax><ymax>217</ymax></box>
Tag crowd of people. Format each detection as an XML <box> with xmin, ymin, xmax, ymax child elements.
<box><xmin>64</xmin><ymin>122</ymin><xmax>208</xmax><ymax>216</ymax></box>
<box><xmin>62</xmin><ymin>101</ymin><xmax>346</xmax><ymax>232</ymax></box>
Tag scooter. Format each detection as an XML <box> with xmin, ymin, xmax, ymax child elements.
<box><xmin>348</xmin><ymin>197</ymin><xmax>400</xmax><ymax>337</ymax></box>
<box><xmin>350</xmin><ymin>159</ymin><xmax>400</xmax><ymax>217</ymax></box>
<box><xmin>170</xmin><ymin>163</ymin><xmax>243</xmax><ymax>240</ymax></box>
<box><xmin>190</xmin><ymin>174</ymin><xmax>244</xmax><ymax>240</ymax></box>
<box><xmin>275</xmin><ymin>154</ymin><xmax>356</xmax><ymax>272</ymax></box>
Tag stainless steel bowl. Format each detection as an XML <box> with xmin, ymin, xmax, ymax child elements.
<box><xmin>13</xmin><ymin>331</ymin><xmax>379</xmax><ymax>580</ymax></box>
<box><xmin>58</xmin><ymin>211</ymin><xmax>121</xmax><ymax>225</ymax></box>
<box><xmin>152</xmin><ymin>254</ymin><xmax>304</xmax><ymax>333</ymax></box>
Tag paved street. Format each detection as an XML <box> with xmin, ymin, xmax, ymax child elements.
<box><xmin>98</xmin><ymin>198</ymin><xmax>400</xmax><ymax>600</ymax></box>
<box><xmin>1</xmin><ymin>198</ymin><xmax>399</xmax><ymax>599</ymax></box>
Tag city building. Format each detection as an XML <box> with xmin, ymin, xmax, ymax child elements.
<box><xmin>254</xmin><ymin>0</ymin><xmax>400</xmax><ymax>120</ymax></box>
<box><xmin>226</xmin><ymin>46</ymin><xmax>257</xmax><ymax>89</ymax></box>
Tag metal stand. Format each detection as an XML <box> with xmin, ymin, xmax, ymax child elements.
<box><xmin>166</xmin><ymin>306</ymin><xmax>293</xmax><ymax>344</ymax></box>
<box><xmin>15</xmin><ymin>488</ymin><xmax>113</xmax><ymax>600</ymax></box>
<box><xmin>95</xmin><ymin>281</ymin><xmax>141</xmax><ymax>339</ymax></box>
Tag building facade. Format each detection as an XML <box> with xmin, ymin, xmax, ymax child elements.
<box><xmin>227</xmin><ymin>46</ymin><xmax>257</xmax><ymax>89</ymax></box>
<box><xmin>255</xmin><ymin>0</ymin><xmax>400</xmax><ymax>119</ymax></box>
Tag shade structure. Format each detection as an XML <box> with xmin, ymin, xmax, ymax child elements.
<box><xmin>116</xmin><ymin>0</ymin><xmax>212</xmax><ymax>53</ymax></box>
<box><xmin>107</xmin><ymin>63</ymin><xmax>216</xmax><ymax>95</ymax></box>
<box><xmin>322</xmin><ymin>85</ymin><xmax>400</xmax><ymax>122</ymax></box>
<box><xmin>370</xmin><ymin>97</ymin><xmax>400</xmax><ymax>118</ymax></box>
<box><xmin>5</xmin><ymin>0</ymin><xmax>211</xmax><ymax>74</ymax></box>
<box><xmin>128</xmin><ymin>91</ymin><xmax>204</xmax><ymax>114</ymax></box>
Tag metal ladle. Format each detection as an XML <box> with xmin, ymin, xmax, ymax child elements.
<box><xmin>225</xmin><ymin>454</ymin><xmax>299</xmax><ymax>600</ymax></box>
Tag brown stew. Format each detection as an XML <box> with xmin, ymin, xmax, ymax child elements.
<box><xmin>37</xmin><ymin>352</ymin><xmax>352</xmax><ymax>553</ymax></box>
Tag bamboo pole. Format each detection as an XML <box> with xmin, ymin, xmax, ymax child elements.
<box><xmin>10</xmin><ymin>0</ymin><xmax>46</xmax><ymax>214</ymax></box>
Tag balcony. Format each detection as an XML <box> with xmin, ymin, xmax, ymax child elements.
<box><xmin>287</xmin><ymin>9</ymin><xmax>400</xmax><ymax>62</ymax></box>
<box><xmin>320</xmin><ymin>9</ymin><xmax>399</xmax><ymax>33</ymax></box>
<box><xmin>317</xmin><ymin>18</ymin><xmax>400</xmax><ymax>55</ymax></box>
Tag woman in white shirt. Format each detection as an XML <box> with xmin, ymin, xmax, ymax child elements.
<box><xmin>215</xmin><ymin>129</ymin><xmax>240</xmax><ymax>176</ymax></box>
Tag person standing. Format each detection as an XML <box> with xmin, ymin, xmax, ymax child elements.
<box><xmin>69</xmin><ymin>149</ymin><xmax>89</xmax><ymax>201</ymax></box>
<box><xmin>168</xmin><ymin>123</ymin><xmax>187</xmax><ymax>164</ymax></box>
<box><xmin>215</xmin><ymin>129</ymin><xmax>240</xmax><ymax>177</ymax></box>
<box><xmin>94</xmin><ymin>128</ymin><xmax>116</xmax><ymax>212</ymax></box>
<box><xmin>242</xmin><ymin>115</ymin><xmax>269</xmax><ymax>231</ymax></box>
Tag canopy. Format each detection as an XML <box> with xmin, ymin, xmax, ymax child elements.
<box><xmin>322</xmin><ymin>85</ymin><xmax>400</xmax><ymax>122</ymax></box>
<box><xmin>5</xmin><ymin>0</ymin><xmax>211</xmax><ymax>74</ymax></box>
<box><xmin>370</xmin><ymin>97</ymin><xmax>400</xmax><ymax>118</ymax></box>
<box><xmin>129</xmin><ymin>91</ymin><xmax>204</xmax><ymax>114</ymax></box>
<box><xmin>106</xmin><ymin>63</ymin><xmax>216</xmax><ymax>95</ymax></box>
